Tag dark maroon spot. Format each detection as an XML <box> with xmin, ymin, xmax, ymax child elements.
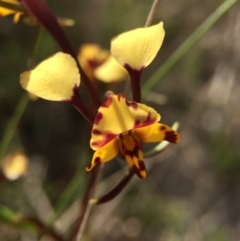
<box><xmin>134</xmin><ymin>113</ymin><xmax>156</xmax><ymax>128</ymax></box>
<box><xmin>129</xmin><ymin>101</ymin><xmax>138</xmax><ymax>109</ymax></box>
<box><xmin>94</xmin><ymin>157</ymin><xmax>101</xmax><ymax>165</ymax></box>
<box><xmin>88</xmin><ymin>60</ymin><xmax>101</xmax><ymax>68</ymax></box>
<box><xmin>131</xmin><ymin>165</ymin><xmax>144</xmax><ymax>179</ymax></box>
<box><xmin>92</xmin><ymin>129</ymin><xmax>102</xmax><ymax>135</ymax></box>
<box><xmin>139</xmin><ymin>66</ymin><xmax>145</xmax><ymax>73</ymax></box>
<box><xmin>86</xmin><ymin>164</ymin><xmax>92</xmax><ymax>170</ymax></box>
<box><xmin>125</xmin><ymin>99</ymin><xmax>130</xmax><ymax>106</ymax></box>
<box><xmin>105</xmin><ymin>133</ymin><xmax>116</xmax><ymax>144</ymax></box>
<box><xmin>135</xmin><ymin>120</ymin><xmax>140</xmax><ymax>126</ymax></box>
<box><xmin>117</xmin><ymin>93</ymin><xmax>125</xmax><ymax>101</ymax></box>
<box><xmin>94</xmin><ymin>112</ymin><xmax>103</xmax><ymax>125</ymax></box>
<box><xmin>164</xmin><ymin>131</ymin><xmax>178</xmax><ymax>143</ymax></box>
<box><xmin>91</xmin><ymin>140</ymin><xmax>103</xmax><ymax>148</ymax></box>
<box><xmin>132</xmin><ymin>146</ymin><xmax>139</xmax><ymax>157</ymax></box>
<box><xmin>124</xmin><ymin>63</ymin><xmax>145</xmax><ymax>73</ymax></box>
<box><xmin>101</xmin><ymin>97</ymin><xmax>113</xmax><ymax>108</ymax></box>
<box><xmin>138</xmin><ymin>160</ymin><xmax>146</xmax><ymax>171</ymax></box>
<box><xmin>160</xmin><ymin>125</ymin><xmax>166</xmax><ymax>131</ymax></box>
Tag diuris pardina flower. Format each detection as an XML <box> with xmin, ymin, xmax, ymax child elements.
<box><xmin>78</xmin><ymin>44</ymin><xmax>128</xmax><ymax>83</ymax></box>
<box><xmin>86</xmin><ymin>93</ymin><xmax>179</xmax><ymax>179</ymax></box>
<box><xmin>86</xmin><ymin>22</ymin><xmax>179</xmax><ymax>178</ymax></box>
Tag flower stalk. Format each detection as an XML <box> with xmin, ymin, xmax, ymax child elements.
<box><xmin>69</xmin><ymin>86</ymin><xmax>95</xmax><ymax>124</ymax></box>
<box><xmin>21</xmin><ymin>0</ymin><xmax>101</xmax><ymax>109</ymax></box>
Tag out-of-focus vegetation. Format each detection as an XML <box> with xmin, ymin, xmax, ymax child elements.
<box><xmin>1</xmin><ymin>0</ymin><xmax>240</xmax><ymax>240</ymax></box>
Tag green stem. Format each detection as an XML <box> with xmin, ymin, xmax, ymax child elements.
<box><xmin>142</xmin><ymin>0</ymin><xmax>240</xmax><ymax>97</ymax></box>
<box><xmin>0</xmin><ymin>94</ymin><xmax>29</xmax><ymax>164</ymax></box>
<box><xmin>0</xmin><ymin>25</ymin><xmax>42</xmax><ymax>165</ymax></box>
<box><xmin>144</xmin><ymin>0</ymin><xmax>161</xmax><ymax>27</ymax></box>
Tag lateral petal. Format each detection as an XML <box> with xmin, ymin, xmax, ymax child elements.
<box><xmin>111</xmin><ymin>22</ymin><xmax>165</xmax><ymax>70</ymax></box>
<box><xmin>20</xmin><ymin>52</ymin><xmax>80</xmax><ymax>101</ymax></box>
<box><xmin>86</xmin><ymin>138</ymin><xmax>119</xmax><ymax>171</ymax></box>
<box><xmin>134</xmin><ymin>123</ymin><xmax>180</xmax><ymax>143</ymax></box>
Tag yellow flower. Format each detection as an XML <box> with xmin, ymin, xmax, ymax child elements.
<box><xmin>94</xmin><ymin>56</ymin><xmax>129</xmax><ymax>83</ymax></box>
<box><xmin>20</xmin><ymin>52</ymin><xmax>80</xmax><ymax>101</ymax></box>
<box><xmin>78</xmin><ymin>44</ymin><xmax>109</xmax><ymax>81</ymax></box>
<box><xmin>111</xmin><ymin>22</ymin><xmax>165</xmax><ymax>71</ymax></box>
<box><xmin>0</xmin><ymin>0</ymin><xmax>75</xmax><ymax>26</ymax></box>
<box><xmin>0</xmin><ymin>0</ymin><xmax>23</xmax><ymax>23</ymax></box>
<box><xmin>2</xmin><ymin>152</ymin><xmax>29</xmax><ymax>181</ymax></box>
<box><xmin>78</xmin><ymin>44</ymin><xmax>128</xmax><ymax>82</ymax></box>
<box><xmin>86</xmin><ymin>93</ymin><xmax>179</xmax><ymax>179</ymax></box>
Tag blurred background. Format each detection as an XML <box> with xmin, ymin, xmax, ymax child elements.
<box><xmin>1</xmin><ymin>0</ymin><xmax>240</xmax><ymax>240</ymax></box>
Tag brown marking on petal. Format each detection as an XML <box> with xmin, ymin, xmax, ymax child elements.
<box><xmin>91</xmin><ymin>132</ymin><xmax>117</xmax><ymax>149</ymax></box>
<box><xmin>138</xmin><ymin>160</ymin><xmax>146</xmax><ymax>171</ymax></box>
<box><xmin>94</xmin><ymin>112</ymin><xmax>103</xmax><ymax>125</ymax></box>
<box><xmin>94</xmin><ymin>157</ymin><xmax>101</xmax><ymax>165</ymax></box>
<box><xmin>135</xmin><ymin>120</ymin><xmax>140</xmax><ymax>126</ymax></box>
<box><xmin>134</xmin><ymin>113</ymin><xmax>156</xmax><ymax>129</ymax></box>
<box><xmin>91</xmin><ymin>140</ymin><xmax>104</xmax><ymax>149</ymax></box>
<box><xmin>124</xmin><ymin>63</ymin><xmax>145</xmax><ymax>73</ymax></box>
<box><xmin>164</xmin><ymin>131</ymin><xmax>179</xmax><ymax>143</ymax></box>
<box><xmin>105</xmin><ymin>133</ymin><xmax>117</xmax><ymax>143</ymax></box>
<box><xmin>160</xmin><ymin>125</ymin><xmax>166</xmax><ymax>131</ymax></box>
<box><xmin>125</xmin><ymin>99</ymin><xmax>138</xmax><ymax>109</ymax></box>
<box><xmin>101</xmin><ymin>97</ymin><xmax>113</xmax><ymax>108</ymax></box>
<box><xmin>131</xmin><ymin>165</ymin><xmax>145</xmax><ymax>179</ymax></box>
<box><xmin>117</xmin><ymin>93</ymin><xmax>125</xmax><ymax>101</ymax></box>
<box><xmin>92</xmin><ymin>129</ymin><xmax>102</xmax><ymax>135</ymax></box>
<box><xmin>130</xmin><ymin>101</ymin><xmax>138</xmax><ymax>109</ymax></box>
<box><xmin>88</xmin><ymin>60</ymin><xmax>101</xmax><ymax>68</ymax></box>
<box><xmin>125</xmin><ymin>99</ymin><xmax>130</xmax><ymax>106</ymax></box>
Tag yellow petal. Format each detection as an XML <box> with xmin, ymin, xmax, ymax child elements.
<box><xmin>2</xmin><ymin>152</ymin><xmax>29</xmax><ymax>181</ymax></box>
<box><xmin>119</xmin><ymin>133</ymin><xmax>147</xmax><ymax>179</ymax></box>
<box><xmin>57</xmin><ymin>17</ymin><xmax>75</xmax><ymax>27</ymax></box>
<box><xmin>20</xmin><ymin>52</ymin><xmax>80</xmax><ymax>101</ymax></box>
<box><xmin>0</xmin><ymin>0</ymin><xmax>21</xmax><ymax>17</ymax></box>
<box><xmin>86</xmin><ymin>138</ymin><xmax>119</xmax><ymax>171</ymax></box>
<box><xmin>134</xmin><ymin>123</ymin><xmax>180</xmax><ymax>143</ymax></box>
<box><xmin>0</xmin><ymin>7</ymin><xmax>16</xmax><ymax>16</ymax></box>
<box><xmin>78</xmin><ymin>44</ymin><xmax>109</xmax><ymax>80</ymax></box>
<box><xmin>13</xmin><ymin>11</ymin><xmax>22</xmax><ymax>23</ymax></box>
<box><xmin>90</xmin><ymin>94</ymin><xmax>160</xmax><ymax>150</ymax></box>
<box><xmin>94</xmin><ymin>56</ymin><xmax>129</xmax><ymax>83</ymax></box>
<box><xmin>111</xmin><ymin>22</ymin><xmax>165</xmax><ymax>70</ymax></box>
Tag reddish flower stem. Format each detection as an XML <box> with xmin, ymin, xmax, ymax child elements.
<box><xmin>68</xmin><ymin>165</ymin><xmax>103</xmax><ymax>241</ymax></box>
<box><xmin>21</xmin><ymin>0</ymin><xmax>100</xmax><ymax>112</ymax></box>
<box><xmin>91</xmin><ymin>168</ymin><xmax>134</xmax><ymax>205</ymax></box>
<box><xmin>69</xmin><ymin>86</ymin><xmax>95</xmax><ymax>124</ymax></box>
<box><xmin>124</xmin><ymin>64</ymin><xmax>143</xmax><ymax>102</ymax></box>
<box><xmin>20</xmin><ymin>216</ymin><xmax>66</xmax><ymax>241</ymax></box>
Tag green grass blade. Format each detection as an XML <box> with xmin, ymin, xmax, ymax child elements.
<box><xmin>142</xmin><ymin>0</ymin><xmax>239</xmax><ymax>97</ymax></box>
<box><xmin>0</xmin><ymin>94</ymin><xmax>29</xmax><ymax>164</ymax></box>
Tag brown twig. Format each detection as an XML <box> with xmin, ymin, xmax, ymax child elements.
<box><xmin>21</xmin><ymin>0</ymin><xmax>101</xmax><ymax>111</ymax></box>
<box><xmin>20</xmin><ymin>216</ymin><xmax>66</xmax><ymax>241</ymax></box>
<box><xmin>145</xmin><ymin>0</ymin><xmax>161</xmax><ymax>27</ymax></box>
<box><xmin>68</xmin><ymin>165</ymin><xmax>103</xmax><ymax>241</ymax></box>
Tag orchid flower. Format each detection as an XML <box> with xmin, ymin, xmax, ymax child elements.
<box><xmin>78</xmin><ymin>44</ymin><xmax>128</xmax><ymax>82</ymax></box>
<box><xmin>86</xmin><ymin>93</ymin><xmax>179</xmax><ymax>179</ymax></box>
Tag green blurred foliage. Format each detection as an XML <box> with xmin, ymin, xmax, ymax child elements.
<box><xmin>1</xmin><ymin>0</ymin><xmax>240</xmax><ymax>240</ymax></box>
